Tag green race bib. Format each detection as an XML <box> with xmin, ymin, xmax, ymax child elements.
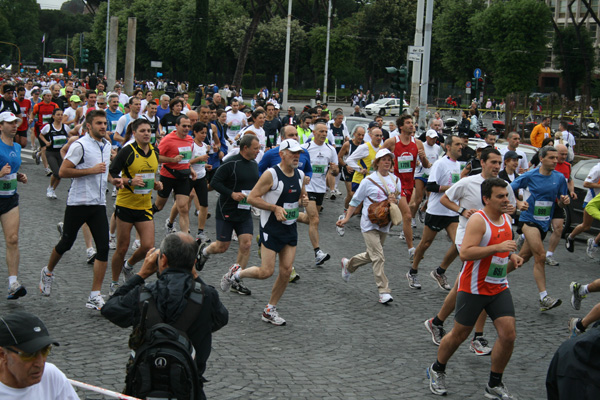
<box><xmin>451</xmin><ymin>173</ymin><xmax>460</xmax><ymax>184</ymax></box>
<box><xmin>485</xmin><ymin>256</ymin><xmax>508</xmax><ymax>285</ymax></box>
<box><xmin>313</xmin><ymin>164</ymin><xmax>326</xmax><ymax>174</ymax></box>
<box><xmin>133</xmin><ymin>173</ymin><xmax>155</xmax><ymax>195</ymax></box>
<box><xmin>533</xmin><ymin>200</ymin><xmax>552</xmax><ymax>221</ymax></box>
<box><xmin>283</xmin><ymin>202</ymin><xmax>299</xmax><ymax>224</ymax></box>
<box><xmin>0</xmin><ymin>173</ymin><xmax>17</xmax><ymax>196</ymax></box>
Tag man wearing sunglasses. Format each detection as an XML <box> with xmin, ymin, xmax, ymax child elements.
<box><xmin>0</xmin><ymin>311</ymin><xmax>78</xmax><ymax>399</ymax></box>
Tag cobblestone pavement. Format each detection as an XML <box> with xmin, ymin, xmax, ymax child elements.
<box><xmin>0</xmin><ymin>140</ymin><xmax>597</xmax><ymax>399</ymax></box>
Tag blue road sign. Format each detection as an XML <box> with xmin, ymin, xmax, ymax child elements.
<box><xmin>474</xmin><ymin>68</ymin><xmax>482</xmax><ymax>79</ymax></box>
<box><xmin>466</xmin><ymin>81</ymin><xmax>472</xmax><ymax>88</ymax></box>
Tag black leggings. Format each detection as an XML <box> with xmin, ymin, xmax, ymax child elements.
<box><xmin>46</xmin><ymin>151</ymin><xmax>63</xmax><ymax>178</ymax></box>
<box><xmin>191</xmin><ymin>177</ymin><xmax>208</xmax><ymax>207</ymax></box>
<box><xmin>55</xmin><ymin>205</ymin><xmax>109</xmax><ymax>261</ymax></box>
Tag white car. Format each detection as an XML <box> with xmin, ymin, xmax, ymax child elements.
<box><xmin>365</xmin><ymin>98</ymin><xmax>409</xmax><ymax>116</ymax></box>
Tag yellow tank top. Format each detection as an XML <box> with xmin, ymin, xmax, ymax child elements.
<box><xmin>352</xmin><ymin>142</ymin><xmax>377</xmax><ymax>185</ymax></box>
<box><xmin>115</xmin><ymin>143</ymin><xmax>159</xmax><ymax>210</ymax></box>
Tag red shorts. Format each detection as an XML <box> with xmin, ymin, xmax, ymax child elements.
<box><xmin>402</xmin><ymin>187</ymin><xmax>413</xmax><ymax>203</ymax></box>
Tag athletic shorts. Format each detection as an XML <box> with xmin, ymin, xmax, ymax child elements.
<box><xmin>158</xmin><ymin>175</ymin><xmax>192</xmax><ymax>198</ymax></box>
<box><xmin>402</xmin><ymin>187</ymin><xmax>414</xmax><ymax>203</ymax></box>
<box><xmin>351</xmin><ymin>182</ymin><xmax>360</xmax><ymax>192</ymax></box>
<box><xmin>552</xmin><ymin>204</ymin><xmax>565</xmax><ymax>220</ymax></box>
<box><xmin>425</xmin><ymin>213</ymin><xmax>459</xmax><ymax>232</ymax></box>
<box><xmin>206</xmin><ymin>168</ymin><xmax>217</xmax><ymax>185</ymax></box>
<box><xmin>415</xmin><ymin>176</ymin><xmax>427</xmax><ymax>184</ymax></box>
<box><xmin>308</xmin><ymin>192</ymin><xmax>325</xmax><ymax>207</ymax></box>
<box><xmin>190</xmin><ymin>177</ymin><xmax>208</xmax><ymax>207</ymax></box>
<box><xmin>16</xmin><ymin>129</ymin><xmax>27</xmax><ymax>138</ymax></box>
<box><xmin>38</xmin><ymin>136</ymin><xmax>46</xmax><ymax>148</ymax></box>
<box><xmin>341</xmin><ymin>167</ymin><xmax>354</xmax><ymax>182</ymax></box>
<box><xmin>0</xmin><ymin>194</ymin><xmax>18</xmax><ymax>216</ymax></box>
<box><xmin>260</xmin><ymin>225</ymin><xmax>298</xmax><ymax>253</ymax></box>
<box><xmin>215</xmin><ymin>217</ymin><xmax>253</xmax><ymax>242</ymax></box>
<box><xmin>115</xmin><ymin>205</ymin><xmax>153</xmax><ymax>223</ymax></box>
<box><xmin>519</xmin><ymin>221</ymin><xmax>548</xmax><ymax>241</ymax></box>
<box><xmin>455</xmin><ymin>289</ymin><xmax>515</xmax><ymax>326</ymax></box>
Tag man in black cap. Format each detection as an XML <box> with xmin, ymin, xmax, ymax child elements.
<box><xmin>0</xmin><ymin>311</ymin><xmax>78</xmax><ymax>398</ymax></box>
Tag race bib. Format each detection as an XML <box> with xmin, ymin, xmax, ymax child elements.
<box><xmin>397</xmin><ymin>155</ymin><xmax>413</xmax><ymax>173</ymax></box>
<box><xmin>166</xmin><ymin>125</ymin><xmax>176</xmax><ymax>134</ymax></box>
<box><xmin>42</xmin><ymin>114</ymin><xmax>52</xmax><ymax>124</ymax></box>
<box><xmin>111</xmin><ymin>121</ymin><xmax>118</xmax><ymax>132</ymax></box>
<box><xmin>150</xmin><ymin>132</ymin><xmax>156</xmax><ymax>144</ymax></box>
<box><xmin>133</xmin><ymin>173</ymin><xmax>155</xmax><ymax>194</ymax></box>
<box><xmin>451</xmin><ymin>173</ymin><xmax>460</xmax><ymax>184</ymax></box>
<box><xmin>485</xmin><ymin>255</ymin><xmax>508</xmax><ymax>285</ymax></box>
<box><xmin>231</xmin><ymin>124</ymin><xmax>241</xmax><ymax>132</ymax></box>
<box><xmin>238</xmin><ymin>190</ymin><xmax>251</xmax><ymax>210</ymax></box>
<box><xmin>178</xmin><ymin>146</ymin><xmax>192</xmax><ymax>164</ymax></box>
<box><xmin>52</xmin><ymin>135</ymin><xmax>67</xmax><ymax>149</ymax></box>
<box><xmin>334</xmin><ymin>137</ymin><xmax>343</xmax><ymax>146</ymax></box>
<box><xmin>533</xmin><ymin>200</ymin><xmax>552</xmax><ymax>221</ymax></box>
<box><xmin>0</xmin><ymin>173</ymin><xmax>17</xmax><ymax>196</ymax></box>
<box><xmin>313</xmin><ymin>164</ymin><xmax>326</xmax><ymax>174</ymax></box>
<box><xmin>283</xmin><ymin>201</ymin><xmax>299</xmax><ymax>224</ymax></box>
<box><xmin>459</xmin><ymin>161</ymin><xmax>467</xmax><ymax>171</ymax></box>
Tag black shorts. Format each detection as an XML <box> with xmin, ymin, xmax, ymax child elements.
<box><xmin>190</xmin><ymin>177</ymin><xmax>208</xmax><ymax>207</ymax></box>
<box><xmin>425</xmin><ymin>213</ymin><xmax>459</xmax><ymax>232</ymax></box>
<box><xmin>455</xmin><ymin>289</ymin><xmax>515</xmax><ymax>326</ymax></box>
<box><xmin>16</xmin><ymin>130</ymin><xmax>27</xmax><ymax>138</ymax></box>
<box><xmin>519</xmin><ymin>221</ymin><xmax>548</xmax><ymax>241</ymax></box>
<box><xmin>341</xmin><ymin>167</ymin><xmax>354</xmax><ymax>182</ymax></box>
<box><xmin>552</xmin><ymin>204</ymin><xmax>565</xmax><ymax>220</ymax></box>
<box><xmin>260</xmin><ymin>225</ymin><xmax>298</xmax><ymax>253</ymax></box>
<box><xmin>115</xmin><ymin>205</ymin><xmax>153</xmax><ymax>223</ymax></box>
<box><xmin>38</xmin><ymin>136</ymin><xmax>46</xmax><ymax>148</ymax></box>
<box><xmin>308</xmin><ymin>192</ymin><xmax>325</xmax><ymax>207</ymax></box>
<box><xmin>215</xmin><ymin>217</ymin><xmax>253</xmax><ymax>242</ymax></box>
<box><xmin>206</xmin><ymin>167</ymin><xmax>217</xmax><ymax>185</ymax></box>
<box><xmin>158</xmin><ymin>175</ymin><xmax>192</xmax><ymax>198</ymax></box>
<box><xmin>0</xmin><ymin>194</ymin><xmax>18</xmax><ymax>216</ymax></box>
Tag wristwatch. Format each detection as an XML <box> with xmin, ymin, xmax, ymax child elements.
<box><xmin>458</xmin><ymin>207</ymin><xmax>465</xmax><ymax>216</ymax></box>
<box><xmin>128</xmin><ymin>179</ymin><xmax>133</xmax><ymax>186</ymax></box>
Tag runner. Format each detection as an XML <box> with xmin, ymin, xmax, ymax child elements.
<box><xmin>141</xmin><ymin>101</ymin><xmax>163</xmax><ymax>146</ymax></box>
<box><xmin>0</xmin><ymin>112</ymin><xmax>28</xmax><ymax>299</ymax></box>
<box><xmin>427</xmin><ymin>178</ymin><xmax>523</xmax><ymax>399</ymax></box>
<box><xmin>326</xmin><ymin>110</ymin><xmax>350</xmax><ymax>199</ymax></box>
<box><xmin>409</xmin><ymin>129</ymin><xmax>440</xmax><ymax>228</ymax></box>
<box><xmin>188</xmin><ymin>122</ymin><xmax>212</xmax><ymax>243</ymax></box>
<box><xmin>220</xmin><ymin>139</ymin><xmax>308</xmax><ymax>325</ymax></box>
<box><xmin>336</xmin><ymin>126</ymin><xmax>365</xmax><ymax>225</ymax></box>
<box><xmin>39</xmin><ymin>110</ymin><xmax>119</xmax><ymax>310</ymax></box>
<box><xmin>225</xmin><ymin>99</ymin><xmax>247</xmax><ymax>147</ymax></box>
<box><xmin>108</xmin><ymin>118</ymin><xmax>162</xmax><ymax>296</ymax></box>
<box><xmin>32</xmin><ymin>89</ymin><xmax>58</xmax><ymax>176</ymax></box>
<box><xmin>14</xmin><ymin>87</ymin><xmax>31</xmax><ymax>147</ymax></box>
<box><xmin>38</xmin><ymin>108</ymin><xmax>69</xmax><ymax>199</ymax></box>
<box><xmin>407</xmin><ymin>135</ymin><xmax>461</xmax><ymax>289</ymax></box>
<box><xmin>337</xmin><ymin>148</ymin><xmax>402</xmax><ymax>303</ymax></box>
<box><xmin>197</xmin><ymin>134</ymin><xmax>260</xmax><ymax>295</ymax></box>
<box><xmin>510</xmin><ymin>145</ymin><xmax>569</xmax><ymax>311</ymax></box>
<box><xmin>301</xmin><ymin>121</ymin><xmax>339</xmax><ymax>265</ymax></box>
<box><xmin>565</xmin><ymin>162</ymin><xmax>600</xmax><ymax>255</ymax></box>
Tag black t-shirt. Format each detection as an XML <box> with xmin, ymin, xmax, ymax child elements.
<box><xmin>160</xmin><ymin>113</ymin><xmax>179</xmax><ymax>134</ymax></box>
<box><xmin>210</xmin><ymin>154</ymin><xmax>259</xmax><ymax>221</ymax></box>
<box><xmin>263</xmin><ymin>117</ymin><xmax>282</xmax><ymax>148</ymax></box>
<box><xmin>457</xmin><ymin>145</ymin><xmax>475</xmax><ymax>162</ymax></box>
<box><xmin>0</xmin><ymin>99</ymin><xmax>20</xmax><ymax>115</ymax></box>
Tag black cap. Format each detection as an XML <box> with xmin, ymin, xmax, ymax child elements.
<box><xmin>368</xmin><ymin>121</ymin><xmax>378</xmax><ymax>129</ymax></box>
<box><xmin>0</xmin><ymin>312</ymin><xmax>59</xmax><ymax>353</ymax></box>
<box><xmin>2</xmin><ymin>84</ymin><xmax>15</xmax><ymax>93</ymax></box>
<box><xmin>503</xmin><ymin>150</ymin><xmax>523</xmax><ymax>160</ymax></box>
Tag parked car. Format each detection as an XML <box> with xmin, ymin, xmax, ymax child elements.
<box><xmin>364</xmin><ymin>98</ymin><xmax>409</xmax><ymax>117</ymax></box>
<box><xmin>344</xmin><ymin>116</ymin><xmax>371</xmax><ymax>137</ymax></box>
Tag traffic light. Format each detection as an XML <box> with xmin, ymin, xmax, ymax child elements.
<box><xmin>81</xmin><ymin>48</ymin><xmax>89</xmax><ymax>63</ymax></box>
<box><xmin>386</xmin><ymin>66</ymin><xmax>409</xmax><ymax>92</ymax></box>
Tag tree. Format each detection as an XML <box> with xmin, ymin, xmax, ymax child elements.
<box><xmin>472</xmin><ymin>0</ymin><xmax>552</xmax><ymax>95</ymax></box>
<box><xmin>0</xmin><ymin>0</ymin><xmax>42</xmax><ymax>64</ymax></box>
<box><xmin>553</xmin><ymin>25</ymin><xmax>594</xmax><ymax>100</ymax></box>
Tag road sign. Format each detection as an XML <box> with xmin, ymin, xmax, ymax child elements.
<box><xmin>43</xmin><ymin>57</ymin><xmax>67</xmax><ymax>65</ymax></box>
<box><xmin>474</xmin><ymin>68</ymin><xmax>482</xmax><ymax>79</ymax></box>
<box><xmin>408</xmin><ymin>46</ymin><xmax>425</xmax><ymax>55</ymax></box>
<box><xmin>408</xmin><ymin>53</ymin><xmax>421</xmax><ymax>62</ymax></box>
<box><xmin>466</xmin><ymin>88</ymin><xmax>471</xmax><ymax>94</ymax></box>
<box><xmin>150</xmin><ymin>61</ymin><xmax>162</xmax><ymax>68</ymax></box>
<box><xmin>466</xmin><ymin>81</ymin><xmax>472</xmax><ymax>88</ymax></box>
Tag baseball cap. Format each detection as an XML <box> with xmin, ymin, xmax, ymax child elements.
<box><xmin>225</xmin><ymin>106</ymin><xmax>232</xmax><ymax>112</ymax></box>
<box><xmin>42</xmin><ymin>89</ymin><xmax>52</xmax><ymax>96</ymax></box>
<box><xmin>368</xmin><ymin>121</ymin><xmax>378</xmax><ymax>129</ymax></box>
<box><xmin>476</xmin><ymin>141</ymin><xmax>490</xmax><ymax>150</ymax></box>
<box><xmin>69</xmin><ymin>95</ymin><xmax>82</xmax><ymax>103</ymax></box>
<box><xmin>0</xmin><ymin>112</ymin><xmax>21</xmax><ymax>123</ymax></box>
<box><xmin>375</xmin><ymin>148</ymin><xmax>393</xmax><ymax>159</ymax></box>
<box><xmin>426</xmin><ymin>129</ymin><xmax>438</xmax><ymax>138</ymax></box>
<box><xmin>280</xmin><ymin>139</ymin><xmax>302</xmax><ymax>152</ymax></box>
<box><xmin>2</xmin><ymin>84</ymin><xmax>15</xmax><ymax>92</ymax></box>
<box><xmin>0</xmin><ymin>311</ymin><xmax>59</xmax><ymax>353</ymax></box>
<box><xmin>503</xmin><ymin>150</ymin><xmax>523</xmax><ymax>160</ymax></box>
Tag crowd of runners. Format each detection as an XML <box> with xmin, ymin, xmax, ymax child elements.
<box><xmin>1</xmin><ymin>74</ymin><xmax>600</xmax><ymax>399</ymax></box>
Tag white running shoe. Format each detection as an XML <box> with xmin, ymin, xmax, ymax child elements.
<box><xmin>315</xmin><ymin>249</ymin><xmax>330</xmax><ymax>266</ymax></box>
<box><xmin>379</xmin><ymin>293</ymin><xmax>393</xmax><ymax>304</ymax></box>
<box><xmin>46</xmin><ymin>187</ymin><xmax>53</xmax><ymax>198</ymax></box>
<box><xmin>39</xmin><ymin>267</ymin><xmax>54</xmax><ymax>296</ymax></box>
<box><xmin>341</xmin><ymin>258</ymin><xmax>351</xmax><ymax>282</ymax></box>
<box><xmin>108</xmin><ymin>236</ymin><xmax>116</xmax><ymax>250</ymax></box>
<box><xmin>131</xmin><ymin>239</ymin><xmax>140</xmax><ymax>250</ymax></box>
<box><xmin>86</xmin><ymin>293</ymin><xmax>105</xmax><ymax>310</ymax></box>
<box><xmin>336</xmin><ymin>215</ymin><xmax>345</xmax><ymax>236</ymax></box>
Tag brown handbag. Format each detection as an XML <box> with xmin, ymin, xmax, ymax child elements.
<box><xmin>366</xmin><ymin>176</ymin><xmax>395</xmax><ymax>227</ymax></box>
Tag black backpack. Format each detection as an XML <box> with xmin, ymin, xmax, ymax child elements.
<box><xmin>125</xmin><ymin>282</ymin><xmax>204</xmax><ymax>400</ymax></box>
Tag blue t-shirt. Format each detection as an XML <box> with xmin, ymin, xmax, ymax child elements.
<box><xmin>156</xmin><ymin>106</ymin><xmax>170</xmax><ymax>120</ymax></box>
<box><xmin>511</xmin><ymin>168</ymin><xmax>568</xmax><ymax>232</ymax></box>
<box><xmin>105</xmin><ymin>108</ymin><xmax>124</xmax><ymax>146</ymax></box>
<box><xmin>0</xmin><ymin>140</ymin><xmax>21</xmax><ymax>198</ymax></box>
<box><xmin>258</xmin><ymin>146</ymin><xmax>313</xmax><ymax>179</ymax></box>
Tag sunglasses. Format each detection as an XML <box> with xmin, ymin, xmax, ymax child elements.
<box><xmin>97</xmin><ymin>102</ymin><xmax>106</xmax><ymax>105</ymax></box>
<box><xmin>66</xmin><ymin>91</ymin><xmax>73</xmax><ymax>94</ymax></box>
<box><xmin>5</xmin><ymin>345</ymin><xmax>52</xmax><ymax>361</ymax></box>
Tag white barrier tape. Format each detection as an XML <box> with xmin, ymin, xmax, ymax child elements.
<box><xmin>68</xmin><ymin>379</ymin><xmax>142</xmax><ymax>400</ymax></box>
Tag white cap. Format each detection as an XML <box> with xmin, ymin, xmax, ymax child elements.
<box><xmin>426</xmin><ymin>129</ymin><xmax>438</xmax><ymax>138</ymax></box>
<box><xmin>0</xmin><ymin>112</ymin><xmax>21</xmax><ymax>123</ymax></box>
<box><xmin>375</xmin><ymin>148</ymin><xmax>393</xmax><ymax>160</ymax></box>
<box><xmin>280</xmin><ymin>139</ymin><xmax>302</xmax><ymax>152</ymax></box>
<box><xmin>225</xmin><ymin>106</ymin><xmax>232</xmax><ymax>112</ymax></box>
<box><xmin>41</xmin><ymin>89</ymin><xmax>52</xmax><ymax>96</ymax></box>
<box><xmin>476</xmin><ymin>141</ymin><xmax>490</xmax><ymax>150</ymax></box>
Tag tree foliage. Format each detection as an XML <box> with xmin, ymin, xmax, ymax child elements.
<box><xmin>553</xmin><ymin>25</ymin><xmax>595</xmax><ymax>99</ymax></box>
<box><xmin>0</xmin><ymin>0</ymin><xmax>42</xmax><ymax>64</ymax></box>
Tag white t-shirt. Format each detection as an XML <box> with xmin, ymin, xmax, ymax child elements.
<box><xmin>414</xmin><ymin>142</ymin><xmax>440</xmax><ymax>179</ymax></box>
<box><xmin>63</xmin><ymin>107</ymin><xmax>77</xmax><ymax>127</ymax></box>
<box><xmin>222</xmin><ymin>147</ymin><xmax>264</xmax><ymax>165</ymax></box>
<box><xmin>0</xmin><ymin>362</ymin><xmax>79</xmax><ymax>400</ymax></box>
<box><xmin>499</xmin><ymin>147</ymin><xmax>528</xmax><ymax>173</ymax></box>
<box><xmin>191</xmin><ymin>141</ymin><xmax>208</xmax><ymax>179</ymax></box>
<box><xmin>226</xmin><ymin>111</ymin><xmax>247</xmax><ymax>142</ymax></box>
<box><xmin>301</xmin><ymin>141</ymin><xmax>338</xmax><ymax>194</ymax></box>
<box><xmin>446</xmin><ymin>173</ymin><xmax>516</xmax><ymax>246</ymax></box>
<box><xmin>584</xmin><ymin>162</ymin><xmax>600</xmax><ymax>203</ymax></box>
<box><xmin>562</xmin><ymin>130</ymin><xmax>576</xmax><ymax>149</ymax></box>
<box><xmin>115</xmin><ymin>114</ymin><xmax>138</xmax><ymax>137</ymax></box>
<box><xmin>350</xmin><ymin>172</ymin><xmax>402</xmax><ymax>233</ymax></box>
<box><xmin>241</xmin><ymin>125</ymin><xmax>266</xmax><ymax>151</ymax></box>
<box><xmin>427</xmin><ymin>156</ymin><xmax>462</xmax><ymax>217</ymax></box>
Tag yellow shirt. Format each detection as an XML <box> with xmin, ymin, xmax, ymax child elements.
<box><xmin>530</xmin><ymin>124</ymin><xmax>550</xmax><ymax>148</ymax></box>
<box><xmin>352</xmin><ymin>142</ymin><xmax>377</xmax><ymax>185</ymax></box>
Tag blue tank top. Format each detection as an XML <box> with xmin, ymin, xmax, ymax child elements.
<box><xmin>0</xmin><ymin>140</ymin><xmax>21</xmax><ymax>198</ymax></box>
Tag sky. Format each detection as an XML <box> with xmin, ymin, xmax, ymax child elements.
<box><xmin>37</xmin><ymin>0</ymin><xmax>64</xmax><ymax>10</ymax></box>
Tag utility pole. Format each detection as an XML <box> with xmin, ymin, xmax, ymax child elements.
<box><xmin>410</xmin><ymin>0</ymin><xmax>425</xmax><ymax>112</ymax></box>
<box><xmin>323</xmin><ymin>0</ymin><xmax>332</xmax><ymax>102</ymax></box>
<box><xmin>282</xmin><ymin>0</ymin><xmax>292</xmax><ymax>109</ymax></box>
<box><xmin>418</xmin><ymin>0</ymin><xmax>433</xmax><ymax>132</ymax></box>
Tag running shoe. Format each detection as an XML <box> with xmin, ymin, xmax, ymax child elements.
<box><xmin>7</xmin><ymin>281</ymin><xmax>27</xmax><ymax>300</ymax></box>
<box><xmin>51</xmin><ymin>189</ymin><xmax>57</xmax><ymax>199</ymax></box>
<box><xmin>262</xmin><ymin>306</ymin><xmax>286</xmax><ymax>326</ymax></box>
<box><xmin>34</xmin><ymin>151</ymin><xmax>40</xmax><ymax>164</ymax></box>
<box><xmin>565</xmin><ymin>236</ymin><xmax>575</xmax><ymax>253</ymax></box>
<box><xmin>315</xmin><ymin>249</ymin><xmax>330</xmax><ymax>266</ymax></box>
<box><xmin>39</xmin><ymin>267</ymin><xmax>53</xmax><ymax>296</ymax></box>
<box><xmin>568</xmin><ymin>317</ymin><xmax>583</xmax><ymax>338</ymax></box>
<box><xmin>470</xmin><ymin>337</ymin><xmax>492</xmax><ymax>356</ymax></box>
<box><xmin>109</xmin><ymin>282</ymin><xmax>120</xmax><ymax>297</ymax></box>
<box><xmin>108</xmin><ymin>236</ymin><xmax>116</xmax><ymax>250</ymax></box>
<box><xmin>45</xmin><ymin>168</ymin><xmax>52</xmax><ymax>177</ymax></box>
<box><xmin>220</xmin><ymin>264</ymin><xmax>241</xmax><ymax>292</ymax></box>
<box><xmin>111</xmin><ymin>187</ymin><xmax>117</xmax><ymax>197</ymax></box>
<box><xmin>195</xmin><ymin>231</ymin><xmax>210</xmax><ymax>244</ymax></box>
<box><xmin>516</xmin><ymin>234</ymin><xmax>525</xmax><ymax>252</ymax></box>
<box><xmin>86</xmin><ymin>248</ymin><xmax>97</xmax><ymax>264</ymax></box>
<box><xmin>426</xmin><ymin>364</ymin><xmax>447</xmax><ymax>396</ymax></box>
<box><xmin>484</xmin><ymin>383</ymin><xmax>514</xmax><ymax>399</ymax></box>
<box><xmin>341</xmin><ymin>258</ymin><xmax>351</xmax><ymax>282</ymax></box>
<box><xmin>56</xmin><ymin>222</ymin><xmax>63</xmax><ymax>238</ymax></box>
<box><xmin>586</xmin><ymin>238</ymin><xmax>598</xmax><ymax>259</ymax></box>
<box><xmin>256</xmin><ymin>234</ymin><xmax>261</xmax><ymax>259</ymax></box>
<box><xmin>430</xmin><ymin>270</ymin><xmax>451</xmax><ymax>290</ymax></box>
<box><xmin>197</xmin><ymin>242</ymin><xmax>210</xmax><ymax>270</ymax></box>
<box><xmin>336</xmin><ymin>214</ymin><xmax>345</xmax><ymax>236</ymax></box>
<box><xmin>408</xmin><ymin>247</ymin><xmax>415</xmax><ymax>262</ymax></box>
<box><xmin>232</xmin><ymin>231</ymin><xmax>238</xmax><ymax>241</ymax></box>
<box><xmin>165</xmin><ymin>218</ymin><xmax>177</xmax><ymax>234</ymax></box>
<box><xmin>46</xmin><ymin>187</ymin><xmax>53</xmax><ymax>199</ymax></box>
<box><xmin>324</xmin><ymin>190</ymin><xmax>331</xmax><ymax>200</ymax></box>
<box><xmin>424</xmin><ymin>318</ymin><xmax>445</xmax><ymax>346</ymax></box>
<box><xmin>289</xmin><ymin>267</ymin><xmax>300</xmax><ymax>283</ymax></box>
<box><xmin>131</xmin><ymin>239</ymin><xmax>140</xmax><ymax>250</ymax></box>
<box><xmin>569</xmin><ymin>281</ymin><xmax>586</xmax><ymax>310</ymax></box>
<box><xmin>540</xmin><ymin>295</ymin><xmax>562</xmax><ymax>311</ymax></box>
<box><xmin>411</xmin><ymin>218</ymin><xmax>417</xmax><ymax>229</ymax></box>
<box><xmin>398</xmin><ymin>231</ymin><xmax>406</xmax><ymax>241</ymax></box>
<box><xmin>418</xmin><ymin>207</ymin><xmax>426</xmax><ymax>224</ymax></box>
<box><xmin>333</xmin><ymin>188</ymin><xmax>343</xmax><ymax>197</ymax></box>
<box><xmin>545</xmin><ymin>255</ymin><xmax>559</xmax><ymax>266</ymax></box>
<box><xmin>406</xmin><ymin>271</ymin><xmax>421</xmax><ymax>289</ymax></box>
<box><xmin>86</xmin><ymin>293</ymin><xmax>105</xmax><ymax>310</ymax></box>
<box><xmin>379</xmin><ymin>293</ymin><xmax>393</xmax><ymax>304</ymax></box>
<box><xmin>251</xmin><ymin>206</ymin><xmax>260</xmax><ymax>217</ymax></box>
<box><xmin>122</xmin><ymin>261</ymin><xmax>134</xmax><ymax>281</ymax></box>
<box><xmin>230</xmin><ymin>280</ymin><xmax>251</xmax><ymax>295</ymax></box>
